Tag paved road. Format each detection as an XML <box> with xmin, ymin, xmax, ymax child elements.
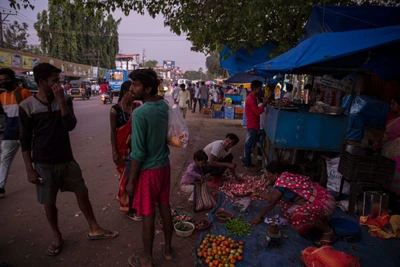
<box><xmin>0</xmin><ymin>95</ymin><xmax>247</xmax><ymax>267</ymax></box>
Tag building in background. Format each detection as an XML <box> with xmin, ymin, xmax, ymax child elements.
<box><xmin>115</xmin><ymin>54</ymin><xmax>140</xmax><ymax>71</ymax></box>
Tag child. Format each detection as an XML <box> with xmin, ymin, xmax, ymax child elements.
<box><xmin>180</xmin><ymin>150</ymin><xmax>208</xmax><ymax>202</ymax></box>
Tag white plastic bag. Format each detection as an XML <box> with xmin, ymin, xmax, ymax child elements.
<box><xmin>326</xmin><ymin>157</ymin><xmax>350</xmax><ymax>194</ymax></box>
<box><xmin>233</xmin><ymin>197</ymin><xmax>251</xmax><ymax>212</ymax></box>
<box><xmin>166</xmin><ymin>100</ymin><xmax>189</xmax><ymax>148</ymax></box>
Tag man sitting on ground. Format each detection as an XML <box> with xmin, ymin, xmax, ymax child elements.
<box><xmin>203</xmin><ymin>133</ymin><xmax>240</xmax><ymax>187</ymax></box>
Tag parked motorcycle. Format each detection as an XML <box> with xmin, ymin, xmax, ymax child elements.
<box><xmin>101</xmin><ymin>92</ymin><xmax>113</xmax><ymax>104</ymax></box>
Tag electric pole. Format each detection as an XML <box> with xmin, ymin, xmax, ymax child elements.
<box><xmin>0</xmin><ymin>9</ymin><xmax>17</xmax><ymax>48</ymax></box>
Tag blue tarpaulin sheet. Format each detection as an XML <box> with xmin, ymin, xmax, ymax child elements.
<box><xmin>194</xmin><ymin>192</ymin><xmax>400</xmax><ymax>267</ymax></box>
<box><xmin>301</xmin><ymin>6</ymin><xmax>400</xmax><ymax>42</ymax></box>
<box><xmin>253</xmin><ymin>25</ymin><xmax>400</xmax><ymax>81</ymax></box>
<box><xmin>225</xmin><ymin>72</ymin><xmax>266</xmax><ymax>84</ymax></box>
<box><xmin>342</xmin><ymin>95</ymin><xmax>390</xmax><ymax>141</ymax></box>
<box><xmin>220</xmin><ymin>44</ymin><xmax>276</xmax><ymax>75</ymax></box>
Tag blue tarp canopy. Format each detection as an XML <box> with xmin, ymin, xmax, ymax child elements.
<box><xmin>253</xmin><ymin>25</ymin><xmax>400</xmax><ymax>80</ymax></box>
<box><xmin>220</xmin><ymin>44</ymin><xmax>276</xmax><ymax>75</ymax></box>
<box><xmin>301</xmin><ymin>5</ymin><xmax>400</xmax><ymax>42</ymax></box>
<box><xmin>224</xmin><ymin>72</ymin><xmax>266</xmax><ymax>84</ymax></box>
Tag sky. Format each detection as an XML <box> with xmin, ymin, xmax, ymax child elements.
<box><xmin>1</xmin><ymin>1</ymin><xmax>206</xmax><ymax>72</ymax></box>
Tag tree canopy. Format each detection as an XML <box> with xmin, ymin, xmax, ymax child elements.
<box><xmin>3</xmin><ymin>21</ymin><xmax>29</xmax><ymax>50</ymax></box>
<box><xmin>143</xmin><ymin>60</ymin><xmax>158</xmax><ymax>68</ymax></box>
<box><xmin>8</xmin><ymin>0</ymin><xmax>400</xmax><ymax>57</ymax></box>
<box><xmin>33</xmin><ymin>0</ymin><xmax>120</xmax><ymax>69</ymax></box>
<box><xmin>206</xmin><ymin>52</ymin><xmax>224</xmax><ymax>77</ymax></box>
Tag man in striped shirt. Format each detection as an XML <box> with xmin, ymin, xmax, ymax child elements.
<box><xmin>0</xmin><ymin>68</ymin><xmax>32</xmax><ymax>198</ymax></box>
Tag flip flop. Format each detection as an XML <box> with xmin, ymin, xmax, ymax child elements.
<box><xmin>87</xmin><ymin>230</ymin><xmax>119</xmax><ymax>240</ymax></box>
<box><xmin>160</xmin><ymin>242</ymin><xmax>174</xmax><ymax>261</ymax></box>
<box><xmin>46</xmin><ymin>239</ymin><xmax>64</xmax><ymax>256</ymax></box>
<box><xmin>314</xmin><ymin>234</ymin><xmax>338</xmax><ymax>247</ymax></box>
<box><xmin>127</xmin><ymin>255</ymin><xmax>141</xmax><ymax>267</ymax></box>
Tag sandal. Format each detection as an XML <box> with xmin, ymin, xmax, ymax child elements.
<box><xmin>160</xmin><ymin>242</ymin><xmax>174</xmax><ymax>261</ymax></box>
<box><xmin>46</xmin><ymin>239</ymin><xmax>64</xmax><ymax>256</ymax></box>
<box><xmin>87</xmin><ymin>230</ymin><xmax>119</xmax><ymax>240</ymax></box>
<box><xmin>314</xmin><ymin>230</ymin><xmax>338</xmax><ymax>247</ymax></box>
<box><xmin>128</xmin><ymin>255</ymin><xmax>141</xmax><ymax>267</ymax></box>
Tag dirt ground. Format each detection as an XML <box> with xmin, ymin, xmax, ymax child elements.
<box><xmin>0</xmin><ymin>95</ymin><xmax>248</xmax><ymax>267</ymax></box>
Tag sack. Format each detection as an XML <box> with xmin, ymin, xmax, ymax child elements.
<box><xmin>302</xmin><ymin>246</ymin><xmax>360</xmax><ymax>267</ymax></box>
<box><xmin>166</xmin><ymin>100</ymin><xmax>189</xmax><ymax>148</ymax></box>
<box><xmin>326</xmin><ymin>157</ymin><xmax>350</xmax><ymax>194</ymax></box>
<box><xmin>193</xmin><ymin>179</ymin><xmax>217</xmax><ymax>213</ymax></box>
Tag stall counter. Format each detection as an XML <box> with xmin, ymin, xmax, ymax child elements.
<box><xmin>262</xmin><ymin>104</ymin><xmax>348</xmax><ymax>157</ymax></box>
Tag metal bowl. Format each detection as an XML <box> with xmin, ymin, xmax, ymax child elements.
<box><xmin>322</xmin><ymin>106</ymin><xmax>346</xmax><ymax>115</ymax></box>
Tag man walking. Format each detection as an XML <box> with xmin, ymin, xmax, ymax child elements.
<box><xmin>172</xmin><ymin>83</ymin><xmax>180</xmax><ymax>103</ymax></box>
<box><xmin>192</xmin><ymin>82</ymin><xmax>201</xmax><ymax>113</ymax></box>
<box><xmin>177</xmin><ymin>84</ymin><xmax>191</xmax><ymax>119</ymax></box>
<box><xmin>242</xmin><ymin>80</ymin><xmax>267</xmax><ymax>169</ymax></box>
<box><xmin>126</xmin><ymin>69</ymin><xmax>173</xmax><ymax>267</ymax></box>
<box><xmin>19</xmin><ymin>63</ymin><xmax>118</xmax><ymax>256</ymax></box>
<box><xmin>0</xmin><ymin>68</ymin><xmax>32</xmax><ymax>198</ymax></box>
<box><xmin>199</xmin><ymin>81</ymin><xmax>208</xmax><ymax>111</ymax></box>
<box><xmin>187</xmin><ymin>83</ymin><xmax>194</xmax><ymax>109</ymax></box>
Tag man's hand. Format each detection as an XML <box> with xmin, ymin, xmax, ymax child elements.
<box><xmin>125</xmin><ymin>181</ymin><xmax>136</xmax><ymax>197</ymax></box>
<box><xmin>113</xmin><ymin>152</ymin><xmax>122</xmax><ymax>164</ymax></box>
<box><xmin>52</xmin><ymin>83</ymin><xmax>65</xmax><ymax>102</ymax></box>
<box><xmin>27</xmin><ymin>169</ymin><xmax>41</xmax><ymax>185</ymax></box>
<box><xmin>228</xmin><ymin>163</ymin><xmax>236</xmax><ymax>169</ymax></box>
<box><xmin>249</xmin><ymin>216</ymin><xmax>263</xmax><ymax>225</ymax></box>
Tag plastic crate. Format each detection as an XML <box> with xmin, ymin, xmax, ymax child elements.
<box><xmin>224</xmin><ymin>105</ymin><xmax>234</xmax><ymax>112</ymax></box>
<box><xmin>212</xmin><ymin>111</ymin><xmax>224</xmax><ymax>119</ymax></box>
<box><xmin>213</xmin><ymin>104</ymin><xmax>223</xmax><ymax>111</ymax></box>
<box><xmin>338</xmin><ymin>152</ymin><xmax>396</xmax><ymax>183</ymax></box>
<box><xmin>225</xmin><ymin>110</ymin><xmax>235</xmax><ymax>119</ymax></box>
<box><xmin>234</xmin><ymin>114</ymin><xmax>243</xmax><ymax>120</ymax></box>
<box><xmin>234</xmin><ymin>106</ymin><xmax>244</xmax><ymax>114</ymax></box>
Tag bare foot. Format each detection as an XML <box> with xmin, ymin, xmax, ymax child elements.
<box><xmin>161</xmin><ymin>243</ymin><xmax>174</xmax><ymax>261</ymax></box>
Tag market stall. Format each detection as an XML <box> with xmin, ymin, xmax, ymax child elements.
<box><xmin>253</xmin><ymin>25</ymin><xmax>400</xmax><ymax>162</ymax></box>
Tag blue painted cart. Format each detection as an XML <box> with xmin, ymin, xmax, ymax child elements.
<box><xmin>262</xmin><ymin>104</ymin><xmax>348</xmax><ymax>160</ymax></box>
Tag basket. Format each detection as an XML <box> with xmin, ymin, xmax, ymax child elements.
<box><xmin>338</xmin><ymin>152</ymin><xmax>396</xmax><ymax>183</ymax></box>
<box><xmin>174</xmin><ymin>221</ymin><xmax>195</xmax><ymax>237</ymax></box>
<box><xmin>194</xmin><ymin>218</ymin><xmax>212</xmax><ymax>232</ymax></box>
<box><xmin>234</xmin><ymin>107</ymin><xmax>244</xmax><ymax>114</ymax></box>
<box><xmin>213</xmin><ymin>104</ymin><xmax>223</xmax><ymax>111</ymax></box>
<box><xmin>176</xmin><ymin>211</ymin><xmax>193</xmax><ymax>221</ymax></box>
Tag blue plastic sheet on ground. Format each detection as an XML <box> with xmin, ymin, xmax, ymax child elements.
<box><xmin>194</xmin><ymin>192</ymin><xmax>400</xmax><ymax>267</ymax></box>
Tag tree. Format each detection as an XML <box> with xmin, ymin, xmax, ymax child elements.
<box><xmin>183</xmin><ymin>69</ymin><xmax>206</xmax><ymax>81</ymax></box>
<box><xmin>143</xmin><ymin>59</ymin><xmax>158</xmax><ymax>67</ymax></box>
<box><xmin>3</xmin><ymin>21</ymin><xmax>29</xmax><ymax>50</ymax></box>
<box><xmin>33</xmin><ymin>0</ymin><xmax>120</xmax><ymax>69</ymax></box>
<box><xmin>206</xmin><ymin>52</ymin><xmax>223</xmax><ymax>77</ymax></box>
<box><xmin>9</xmin><ymin>0</ymin><xmax>400</xmax><ymax>57</ymax></box>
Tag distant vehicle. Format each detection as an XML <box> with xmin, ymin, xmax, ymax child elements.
<box><xmin>69</xmin><ymin>78</ymin><xmax>91</xmax><ymax>100</ymax></box>
<box><xmin>0</xmin><ymin>74</ymin><xmax>38</xmax><ymax>95</ymax></box>
<box><xmin>178</xmin><ymin>79</ymin><xmax>191</xmax><ymax>86</ymax></box>
<box><xmin>106</xmin><ymin>69</ymin><xmax>129</xmax><ymax>96</ymax></box>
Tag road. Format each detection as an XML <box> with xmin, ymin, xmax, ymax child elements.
<box><xmin>0</xmin><ymin>95</ymin><xmax>247</xmax><ymax>267</ymax></box>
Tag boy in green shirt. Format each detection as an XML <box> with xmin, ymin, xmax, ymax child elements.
<box><xmin>126</xmin><ymin>69</ymin><xmax>173</xmax><ymax>267</ymax></box>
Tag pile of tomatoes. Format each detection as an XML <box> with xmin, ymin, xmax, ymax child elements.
<box><xmin>197</xmin><ymin>234</ymin><xmax>244</xmax><ymax>267</ymax></box>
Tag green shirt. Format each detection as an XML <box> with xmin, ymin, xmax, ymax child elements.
<box><xmin>130</xmin><ymin>100</ymin><xmax>170</xmax><ymax>170</ymax></box>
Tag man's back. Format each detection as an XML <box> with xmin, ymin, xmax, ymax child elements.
<box><xmin>130</xmin><ymin>100</ymin><xmax>170</xmax><ymax>170</ymax></box>
<box><xmin>199</xmin><ymin>85</ymin><xmax>208</xmax><ymax>99</ymax></box>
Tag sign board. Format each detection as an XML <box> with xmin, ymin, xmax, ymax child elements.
<box><xmin>163</xmin><ymin>60</ymin><xmax>175</xmax><ymax>69</ymax></box>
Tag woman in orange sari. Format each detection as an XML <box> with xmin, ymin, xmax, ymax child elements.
<box><xmin>110</xmin><ymin>81</ymin><xmax>142</xmax><ymax>221</ymax></box>
<box><xmin>374</xmin><ymin>97</ymin><xmax>400</xmax><ymax>195</ymax></box>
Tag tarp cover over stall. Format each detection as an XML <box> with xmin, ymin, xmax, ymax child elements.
<box><xmin>220</xmin><ymin>44</ymin><xmax>276</xmax><ymax>75</ymax></box>
<box><xmin>224</xmin><ymin>72</ymin><xmax>266</xmax><ymax>84</ymax></box>
<box><xmin>253</xmin><ymin>25</ymin><xmax>400</xmax><ymax>80</ymax></box>
<box><xmin>300</xmin><ymin>5</ymin><xmax>400</xmax><ymax>42</ymax></box>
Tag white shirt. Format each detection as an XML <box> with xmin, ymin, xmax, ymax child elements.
<box><xmin>172</xmin><ymin>86</ymin><xmax>180</xmax><ymax>99</ymax></box>
<box><xmin>177</xmin><ymin>89</ymin><xmax>191</xmax><ymax>108</ymax></box>
<box><xmin>283</xmin><ymin>92</ymin><xmax>293</xmax><ymax>101</ymax></box>
<box><xmin>203</xmin><ymin>140</ymin><xmax>231</xmax><ymax>161</ymax></box>
<box><xmin>210</xmin><ymin>88</ymin><xmax>218</xmax><ymax>102</ymax></box>
<box><xmin>194</xmin><ymin>87</ymin><xmax>200</xmax><ymax>98</ymax></box>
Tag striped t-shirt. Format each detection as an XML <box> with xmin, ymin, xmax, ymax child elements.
<box><xmin>0</xmin><ymin>87</ymin><xmax>32</xmax><ymax>140</ymax></box>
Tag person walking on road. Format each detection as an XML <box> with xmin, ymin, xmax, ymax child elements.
<box><xmin>19</xmin><ymin>63</ymin><xmax>119</xmax><ymax>257</ymax></box>
<box><xmin>177</xmin><ymin>84</ymin><xmax>191</xmax><ymax>119</ymax></box>
<box><xmin>242</xmin><ymin>80</ymin><xmax>268</xmax><ymax>169</ymax></box>
<box><xmin>199</xmin><ymin>81</ymin><xmax>209</xmax><ymax>111</ymax></box>
<box><xmin>192</xmin><ymin>82</ymin><xmax>201</xmax><ymax>113</ymax></box>
<box><xmin>187</xmin><ymin>83</ymin><xmax>194</xmax><ymax>109</ymax></box>
<box><xmin>126</xmin><ymin>68</ymin><xmax>173</xmax><ymax>267</ymax></box>
<box><xmin>110</xmin><ymin>81</ymin><xmax>142</xmax><ymax>220</ymax></box>
<box><xmin>172</xmin><ymin>83</ymin><xmax>180</xmax><ymax>104</ymax></box>
<box><xmin>0</xmin><ymin>68</ymin><xmax>32</xmax><ymax>198</ymax></box>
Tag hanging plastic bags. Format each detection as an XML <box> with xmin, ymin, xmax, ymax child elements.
<box><xmin>166</xmin><ymin>100</ymin><xmax>189</xmax><ymax>148</ymax></box>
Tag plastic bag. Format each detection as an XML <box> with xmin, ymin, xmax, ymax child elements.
<box><xmin>166</xmin><ymin>100</ymin><xmax>189</xmax><ymax>148</ymax></box>
<box><xmin>326</xmin><ymin>158</ymin><xmax>350</xmax><ymax>195</ymax></box>
<box><xmin>233</xmin><ymin>197</ymin><xmax>251</xmax><ymax>212</ymax></box>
